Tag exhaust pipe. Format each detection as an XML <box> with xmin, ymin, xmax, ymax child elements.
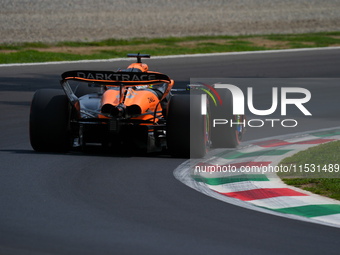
<box><xmin>101</xmin><ymin>103</ymin><xmax>125</xmax><ymax>117</ymax></box>
<box><xmin>101</xmin><ymin>89</ymin><xmax>142</xmax><ymax>117</ymax></box>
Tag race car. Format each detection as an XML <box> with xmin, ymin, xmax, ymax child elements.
<box><xmin>29</xmin><ymin>53</ymin><xmax>244</xmax><ymax>157</ymax></box>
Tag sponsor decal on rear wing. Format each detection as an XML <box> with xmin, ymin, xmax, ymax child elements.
<box><xmin>61</xmin><ymin>70</ymin><xmax>171</xmax><ymax>85</ymax></box>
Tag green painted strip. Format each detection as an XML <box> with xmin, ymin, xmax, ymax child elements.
<box><xmin>216</xmin><ymin>149</ymin><xmax>293</xmax><ymax>159</ymax></box>
<box><xmin>272</xmin><ymin>204</ymin><xmax>340</xmax><ymax>218</ymax></box>
<box><xmin>192</xmin><ymin>174</ymin><xmax>269</xmax><ymax>185</ymax></box>
<box><xmin>311</xmin><ymin>129</ymin><xmax>340</xmax><ymax>137</ymax></box>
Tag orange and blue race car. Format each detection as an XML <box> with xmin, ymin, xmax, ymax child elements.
<box><xmin>29</xmin><ymin>53</ymin><xmax>245</xmax><ymax>157</ymax></box>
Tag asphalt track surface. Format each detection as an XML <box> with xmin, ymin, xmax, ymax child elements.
<box><xmin>1</xmin><ymin>48</ymin><xmax>340</xmax><ymax>254</ymax></box>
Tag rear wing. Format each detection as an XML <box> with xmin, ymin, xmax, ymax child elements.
<box><xmin>60</xmin><ymin>70</ymin><xmax>173</xmax><ymax>116</ymax></box>
<box><xmin>61</xmin><ymin>70</ymin><xmax>171</xmax><ymax>86</ymax></box>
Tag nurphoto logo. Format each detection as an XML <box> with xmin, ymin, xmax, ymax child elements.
<box><xmin>200</xmin><ymin>83</ymin><xmax>312</xmax><ymax>128</ymax></box>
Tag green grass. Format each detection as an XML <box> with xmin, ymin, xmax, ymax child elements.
<box><xmin>264</xmin><ymin>31</ymin><xmax>340</xmax><ymax>47</ymax></box>
<box><xmin>0</xmin><ymin>50</ymin><xmax>121</xmax><ymax>63</ymax></box>
<box><xmin>0</xmin><ymin>31</ymin><xmax>339</xmax><ymax>64</ymax></box>
<box><xmin>278</xmin><ymin>140</ymin><xmax>340</xmax><ymax>200</ymax></box>
<box><xmin>0</xmin><ymin>41</ymin><xmax>267</xmax><ymax>64</ymax></box>
<box><xmin>0</xmin><ymin>41</ymin><xmax>50</xmax><ymax>51</ymax></box>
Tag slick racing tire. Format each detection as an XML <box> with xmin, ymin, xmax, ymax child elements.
<box><xmin>29</xmin><ymin>89</ymin><xmax>71</xmax><ymax>152</ymax></box>
<box><xmin>167</xmin><ymin>94</ymin><xmax>209</xmax><ymax>158</ymax></box>
<box><xmin>211</xmin><ymin>88</ymin><xmax>244</xmax><ymax>148</ymax></box>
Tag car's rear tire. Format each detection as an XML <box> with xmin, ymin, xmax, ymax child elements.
<box><xmin>29</xmin><ymin>89</ymin><xmax>71</xmax><ymax>152</ymax></box>
<box><xmin>167</xmin><ymin>94</ymin><xmax>208</xmax><ymax>158</ymax></box>
<box><xmin>211</xmin><ymin>88</ymin><xmax>244</xmax><ymax>148</ymax></box>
